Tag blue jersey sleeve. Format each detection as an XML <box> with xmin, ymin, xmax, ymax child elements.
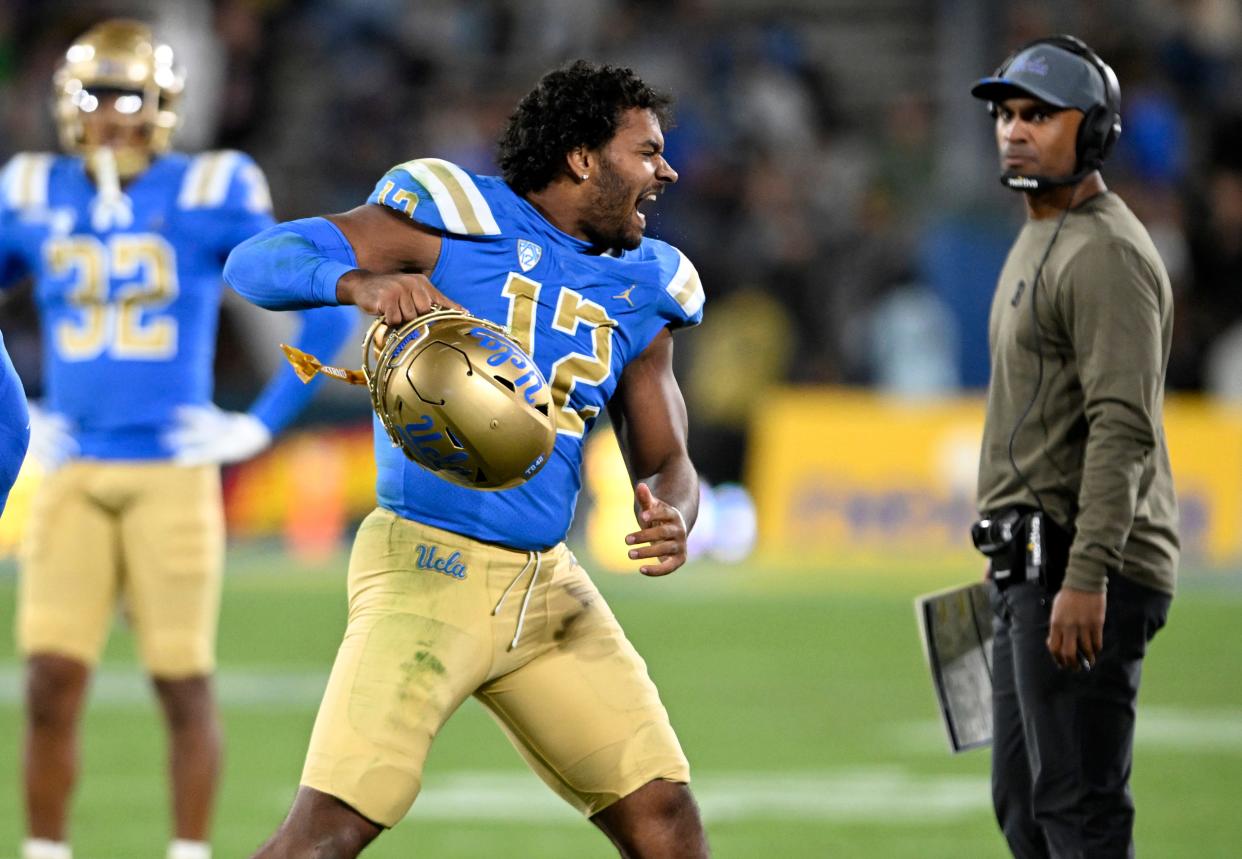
<box><xmin>0</xmin><ymin>210</ymin><xmax>27</xmax><ymax>289</ymax></box>
<box><xmin>224</xmin><ymin>217</ymin><xmax>356</xmax><ymax>310</ymax></box>
<box><xmin>0</xmin><ymin>155</ymin><xmax>39</xmax><ymax>289</ymax></box>
<box><xmin>0</xmin><ymin>332</ymin><xmax>30</xmax><ymax>514</ymax></box>
<box><xmin>647</xmin><ymin>241</ymin><xmax>705</xmax><ymax>329</ymax></box>
<box><xmin>223</xmin><ymin>217</ymin><xmax>360</xmax><ymax>432</ymax></box>
<box><xmin>246</xmin><ymin>303</ymin><xmax>359</xmax><ymax>433</ymax></box>
<box><xmin>176</xmin><ymin>150</ymin><xmax>277</xmax><ymax>257</ymax></box>
<box><xmin>367</xmin><ymin>159</ymin><xmax>502</xmax><ymax>237</ymax></box>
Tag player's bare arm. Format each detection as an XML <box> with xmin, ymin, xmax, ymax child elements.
<box><xmin>328</xmin><ymin>203</ymin><xmax>463</xmax><ymax>324</ymax></box>
<box><xmin>608</xmin><ymin>326</ymin><xmax>698</xmax><ymax>577</ymax></box>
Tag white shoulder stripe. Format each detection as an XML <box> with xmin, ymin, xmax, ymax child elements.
<box><xmin>203</xmin><ymin>151</ymin><xmax>241</xmax><ymax>207</ymax></box>
<box><xmin>665</xmin><ymin>250</ymin><xmax>705</xmax><ymax>317</ymax></box>
<box><xmin>177</xmin><ymin>152</ymin><xmax>213</xmax><ymax>208</ymax></box>
<box><xmin>430</xmin><ymin>158</ymin><xmax>501</xmax><ymax>235</ymax></box>
<box><xmin>177</xmin><ymin>151</ymin><xmax>243</xmax><ymax>209</ymax></box>
<box><xmin>237</xmin><ymin>160</ymin><xmax>273</xmax><ymax>214</ymax></box>
<box><xmin>2</xmin><ymin>153</ymin><xmax>54</xmax><ymax>210</ymax></box>
<box><xmin>396</xmin><ymin>158</ymin><xmax>501</xmax><ymax>236</ymax></box>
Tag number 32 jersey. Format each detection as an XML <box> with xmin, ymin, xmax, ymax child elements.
<box><xmin>366</xmin><ymin>159</ymin><xmax>705</xmax><ymax>550</ymax></box>
<box><xmin>0</xmin><ymin>151</ymin><xmax>275</xmax><ymax>458</ymax></box>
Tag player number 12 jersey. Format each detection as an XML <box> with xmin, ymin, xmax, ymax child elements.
<box><xmin>367</xmin><ymin>158</ymin><xmax>704</xmax><ymax>550</ymax></box>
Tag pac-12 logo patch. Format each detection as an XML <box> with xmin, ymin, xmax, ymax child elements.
<box><xmin>517</xmin><ymin>239</ymin><xmax>542</xmax><ymax>272</ymax></box>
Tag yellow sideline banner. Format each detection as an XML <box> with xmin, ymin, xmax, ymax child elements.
<box><xmin>747</xmin><ymin>389</ymin><xmax>1241</xmax><ymax>569</ymax></box>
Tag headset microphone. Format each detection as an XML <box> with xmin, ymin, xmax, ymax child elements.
<box><xmin>999</xmin><ymin>164</ymin><xmax>1097</xmax><ymax>193</ymax></box>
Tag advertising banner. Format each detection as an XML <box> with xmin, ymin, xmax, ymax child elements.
<box><xmin>748</xmin><ymin>390</ymin><xmax>1238</xmax><ymax>569</ymax></box>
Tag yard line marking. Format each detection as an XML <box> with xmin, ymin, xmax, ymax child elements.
<box><xmin>896</xmin><ymin>707</ymin><xmax>1242</xmax><ymax>754</ymax></box>
<box><xmin>403</xmin><ymin>768</ymin><xmax>990</xmax><ymax>823</ymax></box>
<box><xmin>3</xmin><ymin>668</ymin><xmax>1238</xmax><ymax>757</ymax></box>
<box><xmin>1137</xmin><ymin>707</ymin><xmax>1242</xmax><ymax>750</ymax></box>
<box><xmin>0</xmin><ymin>666</ymin><xmax>329</xmax><ymax>708</ymax></box>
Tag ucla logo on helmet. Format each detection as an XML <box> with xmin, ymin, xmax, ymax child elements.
<box><xmin>517</xmin><ymin>238</ymin><xmax>542</xmax><ymax>273</ymax></box>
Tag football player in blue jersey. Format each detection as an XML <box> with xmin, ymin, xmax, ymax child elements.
<box><xmin>226</xmin><ymin>61</ymin><xmax>709</xmax><ymax>857</ymax></box>
<box><xmin>0</xmin><ymin>21</ymin><xmax>357</xmax><ymax>859</ymax></box>
<box><xmin>0</xmin><ymin>331</ymin><xmax>30</xmax><ymax>513</ymax></box>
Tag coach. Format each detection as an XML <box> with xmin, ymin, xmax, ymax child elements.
<box><xmin>968</xmin><ymin>35</ymin><xmax>1178</xmax><ymax>859</ymax></box>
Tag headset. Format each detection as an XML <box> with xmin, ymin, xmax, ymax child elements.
<box><xmin>990</xmin><ymin>34</ymin><xmax>1122</xmax><ymax>192</ymax></box>
<box><xmin>993</xmin><ymin>36</ymin><xmax>1121</xmax><ymax>516</ymax></box>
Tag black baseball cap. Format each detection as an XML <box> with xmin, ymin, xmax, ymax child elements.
<box><xmin>971</xmin><ymin>42</ymin><xmax>1106</xmax><ymax>111</ymax></box>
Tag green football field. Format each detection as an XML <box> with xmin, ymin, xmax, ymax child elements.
<box><xmin>0</xmin><ymin>547</ymin><xmax>1238</xmax><ymax>858</ymax></box>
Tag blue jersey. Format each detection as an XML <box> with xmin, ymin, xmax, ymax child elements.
<box><xmin>366</xmin><ymin>159</ymin><xmax>704</xmax><ymax>549</ymax></box>
<box><xmin>0</xmin><ymin>151</ymin><xmax>351</xmax><ymax>459</ymax></box>
<box><xmin>0</xmin><ymin>330</ymin><xmax>30</xmax><ymax>513</ymax></box>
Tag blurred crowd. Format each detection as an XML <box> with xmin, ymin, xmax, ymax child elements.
<box><xmin>2</xmin><ymin>0</ymin><xmax>1242</xmax><ymax>482</ymax></box>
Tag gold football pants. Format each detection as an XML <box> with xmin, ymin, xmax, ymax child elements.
<box><xmin>301</xmin><ymin>507</ymin><xmax>690</xmax><ymax>827</ymax></box>
<box><xmin>17</xmin><ymin>460</ymin><xmax>224</xmax><ymax>677</ymax></box>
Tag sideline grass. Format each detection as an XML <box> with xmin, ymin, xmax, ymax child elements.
<box><xmin>0</xmin><ymin>548</ymin><xmax>1238</xmax><ymax>857</ymax></box>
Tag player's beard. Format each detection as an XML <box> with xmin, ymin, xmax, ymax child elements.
<box><xmin>583</xmin><ymin>157</ymin><xmax>643</xmax><ymax>252</ymax></box>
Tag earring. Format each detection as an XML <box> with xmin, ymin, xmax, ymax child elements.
<box><xmin>580</xmin><ymin>173</ymin><xmax>589</xmax><ymax>180</ymax></box>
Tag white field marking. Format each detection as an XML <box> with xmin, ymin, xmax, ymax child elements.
<box><xmin>404</xmin><ymin>768</ymin><xmax>989</xmax><ymax>824</ymax></box>
<box><xmin>2</xmin><ymin>666</ymin><xmax>1238</xmax><ymax>757</ymax></box>
<box><xmin>896</xmin><ymin>707</ymin><xmax>1242</xmax><ymax>755</ymax></box>
<box><xmin>3</xmin><ymin>668</ymin><xmax>1237</xmax><ymax>757</ymax></box>
<box><xmin>0</xmin><ymin>666</ymin><xmax>329</xmax><ymax>708</ymax></box>
<box><xmin>1137</xmin><ymin>707</ymin><xmax>1242</xmax><ymax>750</ymax></box>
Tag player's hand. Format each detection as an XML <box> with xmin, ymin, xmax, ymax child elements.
<box><xmin>1047</xmin><ymin>586</ymin><xmax>1105</xmax><ymax>671</ymax></box>
<box><xmin>26</xmin><ymin>402</ymin><xmax>79</xmax><ymax>471</ymax></box>
<box><xmin>336</xmin><ymin>270</ymin><xmax>464</xmax><ymax>325</ymax></box>
<box><xmin>625</xmin><ymin>482</ymin><xmax>689</xmax><ymax>577</ymax></box>
<box><xmin>164</xmin><ymin>405</ymin><xmax>272</xmax><ymax>466</ymax></box>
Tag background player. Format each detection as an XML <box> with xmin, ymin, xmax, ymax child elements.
<box><xmin>225</xmin><ymin>60</ymin><xmax>709</xmax><ymax>857</ymax></box>
<box><xmin>0</xmin><ymin>331</ymin><xmax>30</xmax><ymax>514</ymax></box>
<box><xmin>0</xmin><ymin>20</ymin><xmax>357</xmax><ymax>859</ymax></box>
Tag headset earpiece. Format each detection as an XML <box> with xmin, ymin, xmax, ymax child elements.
<box><xmin>1042</xmin><ymin>36</ymin><xmax>1120</xmax><ymax>172</ymax></box>
<box><xmin>1076</xmin><ymin>105</ymin><xmax>1109</xmax><ymax>172</ymax></box>
<box><xmin>1097</xmin><ymin>60</ymin><xmax>1123</xmax><ymax>158</ymax></box>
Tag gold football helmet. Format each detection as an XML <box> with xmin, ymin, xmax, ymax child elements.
<box><xmin>284</xmin><ymin>309</ymin><xmax>556</xmax><ymax>491</ymax></box>
<box><xmin>52</xmin><ymin>19</ymin><xmax>184</xmax><ymax>179</ymax></box>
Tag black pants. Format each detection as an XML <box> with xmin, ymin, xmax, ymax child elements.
<box><xmin>990</xmin><ymin>574</ymin><xmax>1171</xmax><ymax>859</ymax></box>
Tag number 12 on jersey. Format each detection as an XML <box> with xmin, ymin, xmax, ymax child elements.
<box><xmin>501</xmin><ymin>271</ymin><xmax>618</xmax><ymax>438</ymax></box>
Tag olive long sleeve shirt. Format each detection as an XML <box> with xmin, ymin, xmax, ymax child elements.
<box><xmin>977</xmin><ymin>192</ymin><xmax>1179</xmax><ymax>595</ymax></box>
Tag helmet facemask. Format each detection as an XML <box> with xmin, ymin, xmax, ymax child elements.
<box><xmin>52</xmin><ymin>19</ymin><xmax>184</xmax><ymax>180</ymax></box>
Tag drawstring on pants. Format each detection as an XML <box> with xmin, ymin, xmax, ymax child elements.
<box><xmin>492</xmin><ymin>550</ymin><xmax>542</xmax><ymax>650</ymax></box>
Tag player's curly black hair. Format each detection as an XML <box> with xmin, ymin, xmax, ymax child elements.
<box><xmin>497</xmin><ymin>60</ymin><xmax>673</xmax><ymax>195</ymax></box>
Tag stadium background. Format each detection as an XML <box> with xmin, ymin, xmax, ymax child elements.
<box><xmin>0</xmin><ymin>0</ymin><xmax>1240</xmax><ymax>856</ymax></box>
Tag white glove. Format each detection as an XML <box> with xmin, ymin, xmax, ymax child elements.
<box><xmin>27</xmin><ymin>402</ymin><xmax>79</xmax><ymax>471</ymax></box>
<box><xmin>164</xmin><ymin>405</ymin><xmax>272</xmax><ymax>466</ymax></box>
